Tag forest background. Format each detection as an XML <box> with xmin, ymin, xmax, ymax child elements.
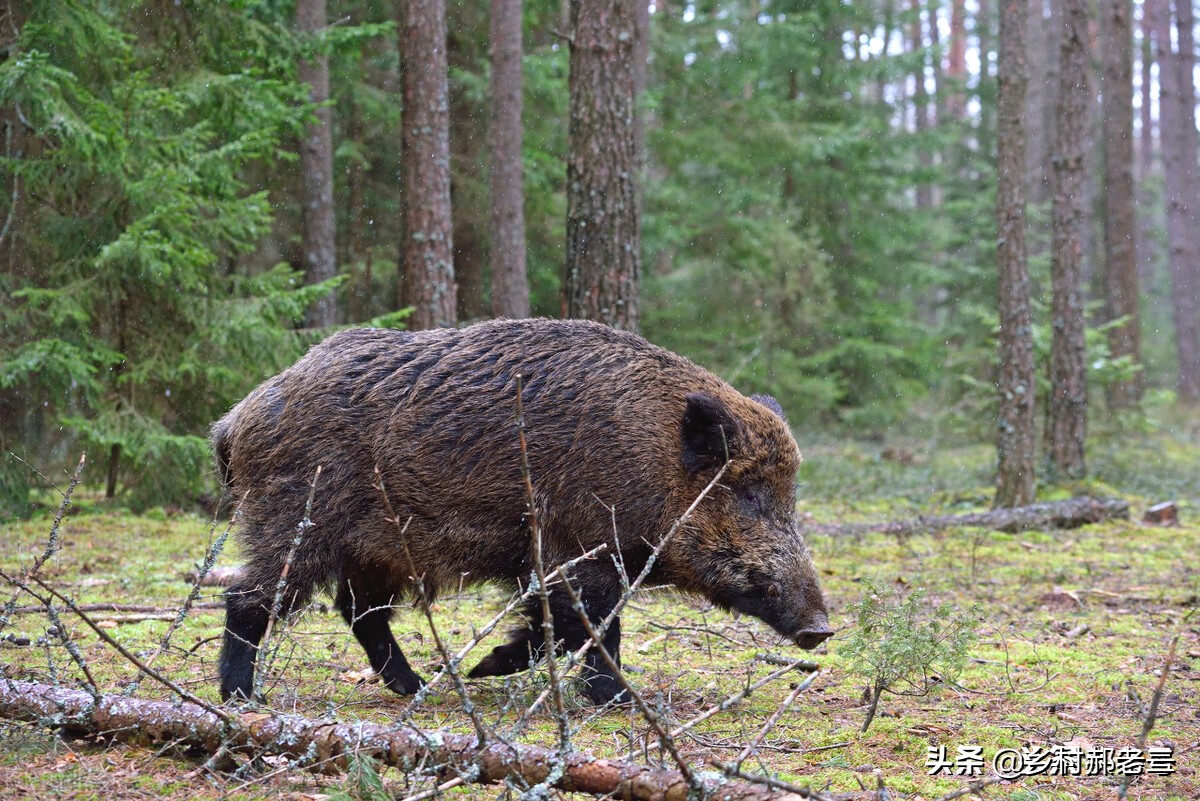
<box><xmin>2</xmin><ymin>0</ymin><xmax>1199</xmax><ymax>514</ymax></box>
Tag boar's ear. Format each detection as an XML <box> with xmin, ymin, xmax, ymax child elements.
<box><xmin>750</xmin><ymin>394</ymin><xmax>788</xmax><ymax>424</ymax></box>
<box><xmin>682</xmin><ymin>392</ymin><xmax>740</xmax><ymax>473</ymax></box>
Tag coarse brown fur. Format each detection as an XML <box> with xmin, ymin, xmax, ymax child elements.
<box><xmin>213</xmin><ymin>318</ymin><xmax>831</xmax><ymax>704</ymax></box>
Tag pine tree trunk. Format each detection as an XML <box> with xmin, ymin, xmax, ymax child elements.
<box><xmin>1046</xmin><ymin>0</ymin><xmax>1090</xmax><ymax>480</ymax></box>
<box><xmin>488</xmin><ymin>0</ymin><xmax>530</xmax><ymax>319</ymax></box>
<box><xmin>1100</xmin><ymin>0</ymin><xmax>1142</xmax><ymax>408</ymax></box>
<box><xmin>995</xmin><ymin>0</ymin><xmax>1036</xmax><ymax>508</ymax></box>
<box><xmin>565</xmin><ymin>0</ymin><xmax>642</xmax><ymax>332</ymax></box>
<box><xmin>1136</xmin><ymin>0</ymin><xmax>1157</xmax><ymax>291</ymax></box>
<box><xmin>1024</xmin><ymin>0</ymin><xmax>1051</xmax><ymax>205</ymax></box>
<box><xmin>977</xmin><ymin>0</ymin><xmax>997</xmax><ymax>154</ymax></box>
<box><xmin>297</xmin><ymin>0</ymin><xmax>338</xmax><ymax>329</ymax></box>
<box><xmin>401</xmin><ymin>0</ymin><xmax>457</xmax><ymax>330</ymax></box>
<box><xmin>633</xmin><ymin>0</ymin><xmax>650</xmax><ymax>170</ymax></box>
<box><xmin>911</xmin><ymin>0</ymin><xmax>933</xmax><ymax>211</ymax></box>
<box><xmin>947</xmin><ymin>0</ymin><xmax>967</xmax><ymax>119</ymax></box>
<box><xmin>1153</xmin><ymin>0</ymin><xmax>1200</xmax><ymax>403</ymax></box>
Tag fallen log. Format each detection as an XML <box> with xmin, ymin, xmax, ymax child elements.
<box><xmin>0</xmin><ymin>679</ymin><xmax>827</xmax><ymax>801</ymax></box>
<box><xmin>803</xmin><ymin>496</ymin><xmax>1129</xmax><ymax>538</ymax></box>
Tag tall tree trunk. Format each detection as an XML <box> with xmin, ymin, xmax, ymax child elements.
<box><xmin>344</xmin><ymin>94</ymin><xmax>368</xmax><ymax>322</ymax></box>
<box><xmin>446</xmin><ymin>16</ymin><xmax>487</xmax><ymax>323</ymax></box>
<box><xmin>564</xmin><ymin>0</ymin><xmax>642</xmax><ymax>332</ymax></box>
<box><xmin>488</xmin><ymin>0</ymin><xmax>530</xmax><ymax>319</ymax></box>
<box><xmin>1136</xmin><ymin>0</ymin><xmax>1157</xmax><ymax>290</ymax></box>
<box><xmin>1046</xmin><ymin>0</ymin><xmax>1090</xmax><ymax>480</ymax></box>
<box><xmin>995</xmin><ymin>0</ymin><xmax>1036</xmax><ymax>508</ymax></box>
<box><xmin>912</xmin><ymin>0</ymin><xmax>933</xmax><ymax>210</ymax></box>
<box><xmin>947</xmin><ymin>0</ymin><xmax>968</xmax><ymax>119</ymax></box>
<box><xmin>633</xmin><ymin>0</ymin><xmax>650</xmax><ymax>169</ymax></box>
<box><xmin>1081</xmin><ymin>15</ymin><xmax>1103</xmax><ymax>294</ymax></box>
<box><xmin>401</xmin><ymin>0</ymin><xmax>457</xmax><ymax>330</ymax></box>
<box><xmin>1099</xmin><ymin>0</ymin><xmax>1141</xmax><ymax>407</ymax></box>
<box><xmin>1153</xmin><ymin>0</ymin><xmax>1200</xmax><ymax>402</ymax></box>
<box><xmin>1172</xmin><ymin>0</ymin><xmax>1200</xmax><ymax>402</ymax></box>
<box><xmin>1024</xmin><ymin>0</ymin><xmax>1051</xmax><ymax>205</ymax></box>
<box><xmin>926</xmin><ymin>0</ymin><xmax>942</xmax><ymax>133</ymax></box>
<box><xmin>297</xmin><ymin>0</ymin><xmax>338</xmax><ymax>329</ymax></box>
<box><xmin>977</xmin><ymin>0</ymin><xmax>997</xmax><ymax>154</ymax></box>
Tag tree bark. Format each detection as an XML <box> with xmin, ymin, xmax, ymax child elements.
<box><xmin>1024</xmin><ymin>0</ymin><xmax>1055</xmax><ymax>205</ymax></box>
<box><xmin>947</xmin><ymin>0</ymin><xmax>968</xmax><ymax>119</ymax></box>
<box><xmin>1099</xmin><ymin>0</ymin><xmax>1142</xmax><ymax>407</ymax></box>
<box><xmin>633</xmin><ymin>0</ymin><xmax>650</xmax><ymax>170</ymax></box>
<box><xmin>297</xmin><ymin>0</ymin><xmax>339</xmax><ymax>329</ymax></box>
<box><xmin>565</xmin><ymin>0</ymin><xmax>642</xmax><ymax>332</ymax></box>
<box><xmin>0</xmin><ymin>680</ymin><xmax>820</xmax><ymax>801</ymax></box>
<box><xmin>488</xmin><ymin>0</ymin><xmax>530</xmax><ymax>319</ymax></box>
<box><xmin>1045</xmin><ymin>0</ymin><xmax>1090</xmax><ymax>480</ymax></box>
<box><xmin>912</xmin><ymin>0</ymin><xmax>933</xmax><ymax>211</ymax></box>
<box><xmin>994</xmin><ymin>0</ymin><xmax>1037</xmax><ymax>508</ymax></box>
<box><xmin>401</xmin><ymin>0</ymin><xmax>457</xmax><ymax>330</ymax></box>
<box><xmin>1154</xmin><ymin>0</ymin><xmax>1200</xmax><ymax>402</ymax></box>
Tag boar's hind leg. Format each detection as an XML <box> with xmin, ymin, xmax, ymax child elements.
<box><xmin>335</xmin><ymin>576</ymin><xmax>424</xmax><ymax>695</ymax></box>
<box><xmin>219</xmin><ymin>578</ymin><xmax>313</xmax><ymax>702</ymax></box>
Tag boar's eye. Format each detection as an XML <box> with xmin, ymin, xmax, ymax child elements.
<box><xmin>738</xmin><ymin>485</ymin><xmax>765</xmax><ymax>513</ymax></box>
<box><xmin>767</xmin><ymin>581</ymin><xmax>782</xmax><ymax>599</ymax></box>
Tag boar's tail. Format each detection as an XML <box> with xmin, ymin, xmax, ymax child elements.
<box><xmin>210</xmin><ymin>416</ymin><xmax>235</xmax><ymax>489</ymax></box>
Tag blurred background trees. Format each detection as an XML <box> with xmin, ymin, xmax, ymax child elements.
<box><xmin>2</xmin><ymin>0</ymin><xmax>1198</xmax><ymax>512</ymax></box>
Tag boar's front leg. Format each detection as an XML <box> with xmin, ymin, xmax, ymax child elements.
<box><xmin>467</xmin><ymin>606</ymin><xmax>546</xmax><ymax>678</ymax></box>
<box><xmin>469</xmin><ymin>565</ymin><xmax>631</xmax><ymax>706</ymax></box>
<box><xmin>552</xmin><ymin>572</ymin><xmax>630</xmax><ymax>706</ymax></box>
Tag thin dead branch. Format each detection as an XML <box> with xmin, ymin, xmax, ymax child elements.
<box><xmin>514</xmin><ymin>373</ymin><xmax>570</xmax><ymax>750</ymax></box>
<box><xmin>0</xmin><ymin>453</ymin><xmax>86</xmax><ymax>635</ymax></box>
<box><xmin>1118</xmin><ymin>633</ymin><xmax>1180</xmax><ymax>800</ymax></box>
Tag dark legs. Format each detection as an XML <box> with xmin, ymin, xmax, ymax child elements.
<box><xmin>335</xmin><ymin>578</ymin><xmax>424</xmax><ymax>695</ymax></box>
<box><xmin>219</xmin><ymin>566</ymin><xmax>424</xmax><ymax>701</ymax></box>
<box><xmin>468</xmin><ymin>572</ymin><xmax>629</xmax><ymax>705</ymax></box>
<box><xmin>219</xmin><ymin>582</ymin><xmax>310</xmax><ymax>702</ymax></box>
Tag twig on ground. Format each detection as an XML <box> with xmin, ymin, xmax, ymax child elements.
<box><xmin>8</xmin><ymin>602</ymin><xmax>225</xmax><ymax>616</ymax></box>
<box><xmin>671</xmin><ymin>657</ymin><xmax>816</xmax><ymax>738</ymax></box>
<box><xmin>1118</xmin><ymin>633</ymin><xmax>1180</xmax><ymax>800</ymax></box>
<box><xmin>711</xmin><ymin>759</ymin><xmax>837</xmax><ymax>801</ymax></box>
<box><xmin>734</xmin><ymin>672</ymin><xmax>820</xmax><ymax>771</ymax></box>
<box><xmin>930</xmin><ymin>775</ymin><xmax>1007</xmax><ymax>801</ymax></box>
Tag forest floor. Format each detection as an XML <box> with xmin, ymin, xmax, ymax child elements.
<box><xmin>1</xmin><ymin>424</ymin><xmax>1197</xmax><ymax>801</ymax></box>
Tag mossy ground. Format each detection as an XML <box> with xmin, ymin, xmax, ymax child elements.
<box><xmin>1</xmin><ymin>426</ymin><xmax>1196</xmax><ymax>800</ymax></box>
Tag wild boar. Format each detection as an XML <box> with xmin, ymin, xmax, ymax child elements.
<box><xmin>212</xmin><ymin>318</ymin><xmax>831</xmax><ymax>704</ymax></box>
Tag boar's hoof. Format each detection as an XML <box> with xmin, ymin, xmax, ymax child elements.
<box><xmin>468</xmin><ymin>642</ymin><xmax>537</xmax><ymax>678</ymax></box>
<box><xmin>794</xmin><ymin>628</ymin><xmax>834</xmax><ymax>650</ymax></box>
<box><xmin>381</xmin><ymin>668</ymin><xmax>426</xmax><ymax>695</ymax></box>
<box><xmin>580</xmin><ymin>673</ymin><xmax>631</xmax><ymax>707</ymax></box>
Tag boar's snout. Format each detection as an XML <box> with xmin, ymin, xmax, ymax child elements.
<box><xmin>793</xmin><ymin>615</ymin><xmax>834</xmax><ymax>650</ymax></box>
